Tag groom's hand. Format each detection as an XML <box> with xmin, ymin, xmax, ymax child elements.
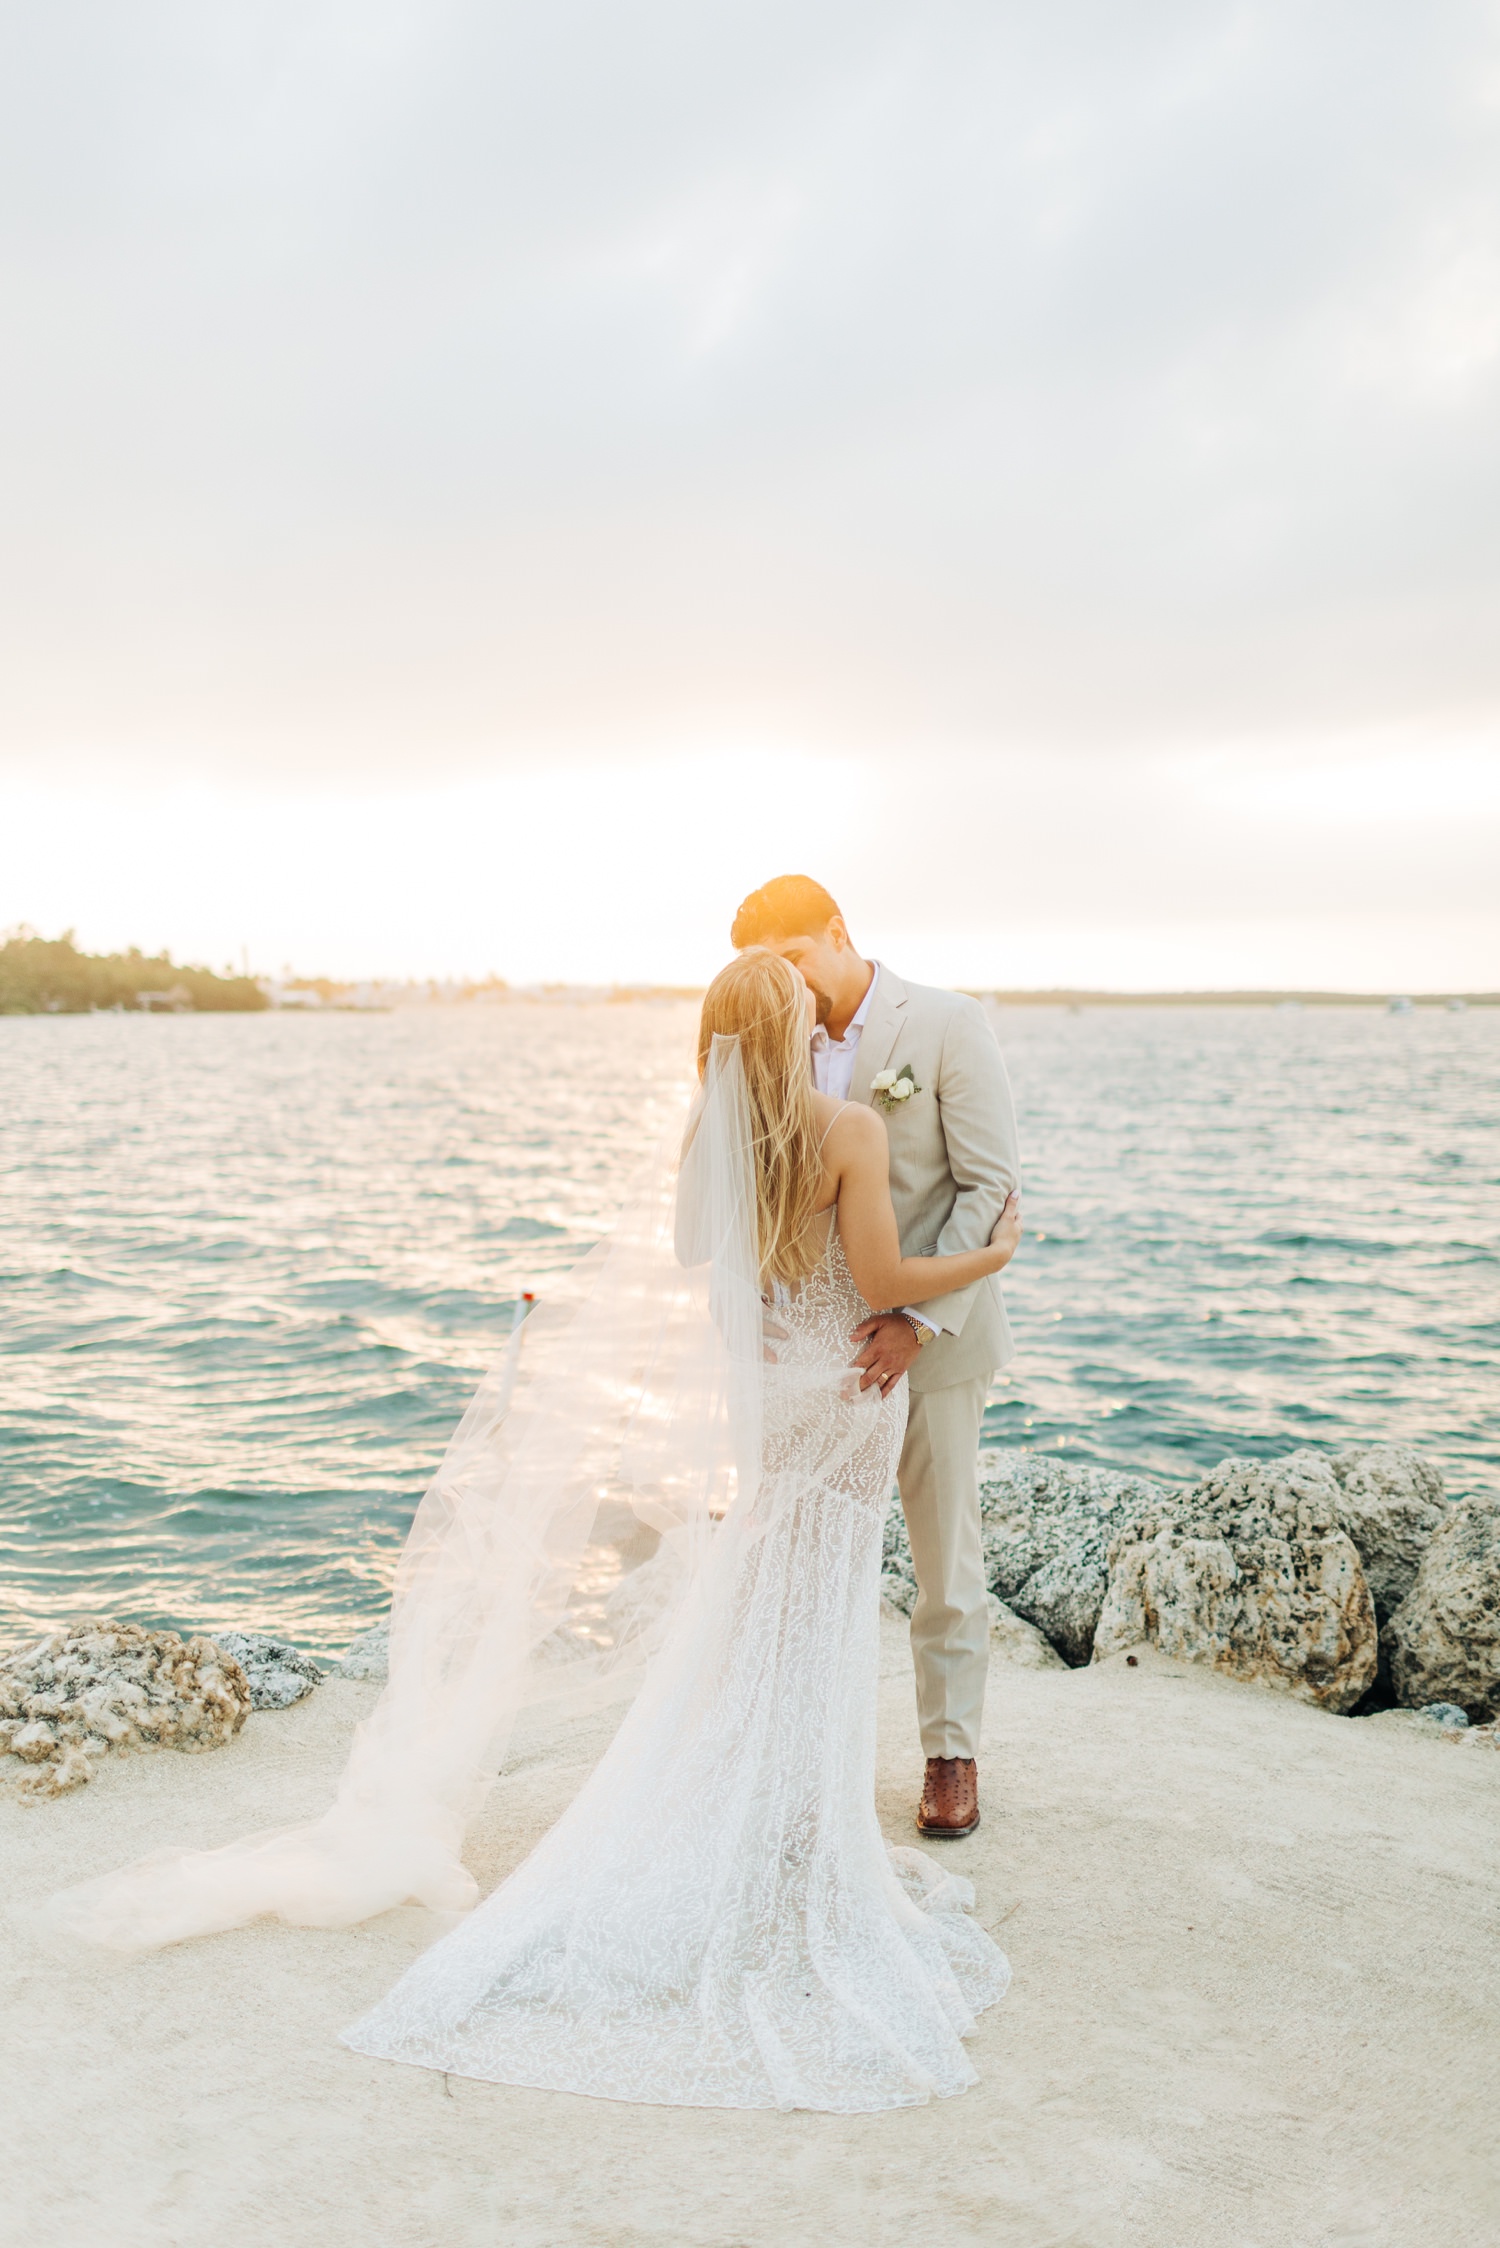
<box><xmin>849</xmin><ymin>1312</ymin><xmax>922</xmax><ymax>1397</ymax></box>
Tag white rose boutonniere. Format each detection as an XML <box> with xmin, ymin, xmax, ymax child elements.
<box><xmin>871</xmin><ymin>1063</ymin><xmax>921</xmax><ymax>1111</ymax></box>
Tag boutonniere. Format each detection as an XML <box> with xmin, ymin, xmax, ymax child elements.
<box><xmin>871</xmin><ymin>1064</ymin><xmax>921</xmax><ymax>1111</ymax></box>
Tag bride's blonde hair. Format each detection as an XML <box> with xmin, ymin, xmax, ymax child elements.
<box><xmin>697</xmin><ymin>949</ymin><xmax>824</xmax><ymax>1288</ymax></box>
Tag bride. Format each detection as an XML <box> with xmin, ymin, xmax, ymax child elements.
<box><xmin>54</xmin><ymin>949</ymin><xmax>1022</xmax><ymax>2115</ymax></box>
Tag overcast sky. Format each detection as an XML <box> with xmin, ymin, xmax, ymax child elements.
<box><xmin>2</xmin><ymin>1</ymin><xmax>1498</xmax><ymax>985</ymax></box>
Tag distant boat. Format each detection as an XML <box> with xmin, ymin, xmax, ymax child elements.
<box><xmin>1447</xmin><ymin>998</ymin><xmax>1468</xmax><ymax>1013</ymax></box>
<box><xmin>1387</xmin><ymin>996</ymin><xmax>1414</xmax><ymax>1014</ymax></box>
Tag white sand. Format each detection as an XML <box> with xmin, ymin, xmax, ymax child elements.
<box><xmin>6</xmin><ymin>1618</ymin><xmax>1498</xmax><ymax>2248</ymax></box>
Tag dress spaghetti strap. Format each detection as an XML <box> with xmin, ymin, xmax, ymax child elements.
<box><xmin>815</xmin><ymin>1106</ymin><xmax>848</xmax><ymax>1156</ymax></box>
<box><xmin>807</xmin><ymin>1108</ymin><xmax>849</xmax><ymax>1240</ymax></box>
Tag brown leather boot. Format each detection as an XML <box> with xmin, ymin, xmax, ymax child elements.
<box><xmin>916</xmin><ymin>1756</ymin><xmax>980</xmax><ymax>1838</ymax></box>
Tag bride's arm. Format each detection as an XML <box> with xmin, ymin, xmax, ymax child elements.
<box><xmin>828</xmin><ymin>1106</ymin><xmax>1018</xmax><ymax>1309</ymax></box>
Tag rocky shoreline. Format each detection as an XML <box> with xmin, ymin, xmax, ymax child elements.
<box><xmin>4</xmin><ymin>1445</ymin><xmax>1496</xmax><ymax>1801</ymax></box>
<box><xmin>884</xmin><ymin>1442</ymin><xmax>1500</xmax><ymax>1727</ymax></box>
<box><xmin>0</xmin><ymin>1619</ymin><xmax>389</xmax><ymax>1800</ymax></box>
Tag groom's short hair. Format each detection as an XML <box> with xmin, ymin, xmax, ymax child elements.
<box><xmin>731</xmin><ymin>875</ymin><xmax>842</xmax><ymax>949</ymax></box>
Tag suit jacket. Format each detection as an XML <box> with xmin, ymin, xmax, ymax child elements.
<box><xmin>850</xmin><ymin>967</ymin><xmax>1021</xmax><ymax>1395</ymax></box>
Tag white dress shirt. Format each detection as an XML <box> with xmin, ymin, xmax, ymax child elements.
<box><xmin>809</xmin><ymin>964</ymin><xmax>880</xmax><ymax>1099</ymax></box>
<box><xmin>810</xmin><ymin>964</ymin><xmax>935</xmax><ymax>1337</ymax></box>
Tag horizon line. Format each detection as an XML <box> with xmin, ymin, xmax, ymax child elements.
<box><xmin>257</xmin><ymin>978</ymin><xmax>1498</xmax><ymax>1008</ymax></box>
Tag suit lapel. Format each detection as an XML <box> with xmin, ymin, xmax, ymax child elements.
<box><xmin>850</xmin><ymin>964</ymin><xmax>908</xmax><ymax>1104</ymax></box>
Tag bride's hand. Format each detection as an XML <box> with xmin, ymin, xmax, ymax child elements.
<box><xmin>988</xmin><ymin>1191</ymin><xmax>1022</xmax><ymax>1269</ymax></box>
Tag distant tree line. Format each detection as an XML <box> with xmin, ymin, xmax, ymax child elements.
<box><xmin>0</xmin><ymin>929</ymin><xmax>268</xmax><ymax>1014</ymax></box>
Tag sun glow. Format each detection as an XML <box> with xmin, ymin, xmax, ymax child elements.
<box><xmin>6</xmin><ymin>728</ymin><xmax>1497</xmax><ymax>991</ymax></box>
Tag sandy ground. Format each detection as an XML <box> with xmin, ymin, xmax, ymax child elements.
<box><xmin>5</xmin><ymin>1617</ymin><xmax>1498</xmax><ymax>2248</ymax></box>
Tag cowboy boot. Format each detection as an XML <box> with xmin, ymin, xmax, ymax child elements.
<box><xmin>916</xmin><ymin>1756</ymin><xmax>980</xmax><ymax>1838</ymax></box>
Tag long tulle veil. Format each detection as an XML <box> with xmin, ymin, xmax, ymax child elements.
<box><xmin>47</xmin><ymin>1036</ymin><xmax>768</xmax><ymax>1950</ymax></box>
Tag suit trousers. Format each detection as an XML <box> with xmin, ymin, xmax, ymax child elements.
<box><xmin>896</xmin><ymin>1372</ymin><xmax>991</xmax><ymax>1761</ymax></box>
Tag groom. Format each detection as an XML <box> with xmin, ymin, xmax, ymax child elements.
<box><xmin>731</xmin><ymin>875</ymin><xmax>1021</xmax><ymax>1840</ymax></box>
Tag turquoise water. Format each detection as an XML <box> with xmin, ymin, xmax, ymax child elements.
<box><xmin>3</xmin><ymin>1004</ymin><xmax>1496</xmax><ymax>1655</ymax></box>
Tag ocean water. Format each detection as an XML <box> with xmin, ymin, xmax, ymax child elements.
<box><xmin>3</xmin><ymin>1003</ymin><xmax>1496</xmax><ymax>1655</ymax></box>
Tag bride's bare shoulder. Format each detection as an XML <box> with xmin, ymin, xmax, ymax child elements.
<box><xmin>814</xmin><ymin>1099</ymin><xmax>884</xmax><ymax>1158</ymax></box>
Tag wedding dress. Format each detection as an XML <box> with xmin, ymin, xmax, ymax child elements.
<box><xmin>49</xmin><ymin>1039</ymin><xmax>1008</xmax><ymax>2111</ymax></box>
<box><xmin>343</xmin><ymin>1209</ymin><xmax>1010</xmax><ymax>2110</ymax></box>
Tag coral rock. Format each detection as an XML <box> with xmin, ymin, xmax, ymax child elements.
<box><xmin>987</xmin><ymin>1595</ymin><xmax>1068</xmax><ymax>1670</ymax></box>
<box><xmin>1415</xmin><ymin>1702</ymin><xmax>1469</xmax><ymax>1729</ymax></box>
<box><xmin>882</xmin><ymin>1454</ymin><xmax>1168</xmax><ymax>1666</ymax></box>
<box><xmin>20</xmin><ymin>1741</ymin><xmax>95</xmax><ymax>1799</ymax></box>
<box><xmin>333</xmin><ymin>1624</ymin><xmax>390</xmax><ymax>1683</ymax></box>
<box><xmin>0</xmin><ymin>1618</ymin><xmax>251</xmax><ymax>1799</ymax></box>
<box><xmin>1328</xmin><ymin>1445</ymin><xmax>1448</xmax><ymax>1619</ymax></box>
<box><xmin>11</xmin><ymin>1719</ymin><xmax>59</xmax><ymax>1762</ymax></box>
<box><xmin>216</xmin><ymin>1633</ymin><xmax>323</xmax><ymax>1711</ymax></box>
<box><xmin>1382</xmin><ymin>1495</ymin><xmax>1500</xmax><ymax>1721</ymax></box>
<box><xmin>1092</xmin><ymin>1450</ymin><xmax>1378</xmax><ymax>1714</ymax></box>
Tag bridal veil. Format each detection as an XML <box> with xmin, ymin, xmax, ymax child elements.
<box><xmin>47</xmin><ymin>1037</ymin><xmax>774</xmax><ymax>1948</ymax></box>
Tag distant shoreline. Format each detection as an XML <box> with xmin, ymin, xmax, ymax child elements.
<box><xmin>4</xmin><ymin>927</ymin><xmax>1495</xmax><ymax>1015</ymax></box>
<box><xmin>138</xmin><ymin>985</ymin><xmax>1500</xmax><ymax>1010</ymax></box>
<box><xmin>5</xmin><ymin>985</ymin><xmax>1496</xmax><ymax>1015</ymax></box>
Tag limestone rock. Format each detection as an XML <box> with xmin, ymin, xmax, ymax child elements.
<box><xmin>1382</xmin><ymin>1495</ymin><xmax>1500</xmax><ymax>1720</ymax></box>
<box><xmin>0</xmin><ymin>1618</ymin><xmax>251</xmax><ymax>1800</ymax></box>
<box><xmin>334</xmin><ymin>1623</ymin><xmax>390</xmax><ymax>1682</ymax></box>
<box><xmin>1360</xmin><ymin>1708</ymin><xmax>1500</xmax><ymax>1750</ymax></box>
<box><xmin>9</xmin><ymin>1718</ymin><xmax>59</xmax><ymax>1762</ymax></box>
<box><xmin>1328</xmin><ymin>1445</ymin><xmax>1448</xmax><ymax>1618</ymax></box>
<box><xmin>1415</xmin><ymin>1702</ymin><xmax>1468</xmax><ymax>1729</ymax></box>
<box><xmin>987</xmin><ymin>1595</ymin><xmax>1068</xmax><ymax>1670</ymax></box>
<box><xmin>216</xmin><ymin>1632</ymin><xmax>323</xmax><ymax>1711</ymax></box>
<box><xmin>18</xmin><ymin>1741</ymin><xmax>95</xmax><ymax>1800</ymax></box>
<box><xmin>882</xmin><ymin>1453</ymin><xmax>1169</xmax><ymax>1666</ymax></box>
<box><xmin>1092</xmin><ymin>1450</ymin><xmax>1378</xmax><ymax>1713</ymax></box>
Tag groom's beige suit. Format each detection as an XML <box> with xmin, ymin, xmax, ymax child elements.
<box><xmin>835</xmin><ymin>966</ymin><xmax>1021</xmax><ymax>1760</ymax></box>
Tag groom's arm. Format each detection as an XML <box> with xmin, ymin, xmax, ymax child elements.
<box><xmin>914</xmin><ymin>999</ymin><xmax>1021</xmax><ymax>1338</ymax></box>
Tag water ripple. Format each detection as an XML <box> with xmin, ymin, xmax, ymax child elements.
<box><xmin>2</xmin><ymin>1002</ymin><xmax>1496</xmax><ymax>1653</ymax></box>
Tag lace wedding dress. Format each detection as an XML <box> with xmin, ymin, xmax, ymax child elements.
<box><xmin>50</xmin><ymin>1041</ymin><xmax>1008</xmax><ymax>2112</ymax></box>
<box><xmin>342</xmin><ymin>1212</ymin><xmax>1010</xmax><ymax>2112</ymax></box>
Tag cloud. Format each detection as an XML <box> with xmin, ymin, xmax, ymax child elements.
<box><xmin>2</xmin><ymin>2</ymin><xmax>1498</xmax><ymax>767</ymax></box>
<box><xmin>0</xmin><ymin>3</ymin><xmax>1496</xmax><ymax>980</ymax></box>
<box><xmin>5</xmin><ymin>735</ymin><xmax>1496</xmax><ymax>989</ymax></box>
